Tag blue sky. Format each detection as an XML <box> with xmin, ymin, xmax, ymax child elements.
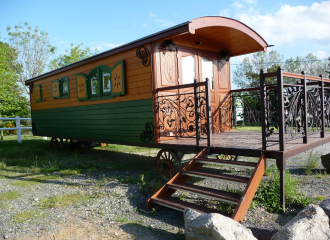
<box><xmin>1</xmin><ymin>0</ymin><xmax>329</xmax><ymax>81</ymax></box>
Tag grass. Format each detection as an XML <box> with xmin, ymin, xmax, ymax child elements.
<box><xmin>0</xmin><ymin>190</ymin><xmax>21</xmax><ymax>201</ymax></box>
<box><xmin>38</xmin><ymin>191</ymin><xmax>104</xmax><ymax>209</ymax></box>
<box><xmin>254</xmin><ymin>164</ymin><xmax>312</xmax><ymax>213</ymax></box>
<box><xmin>315</xmin><ymin>195</ymin><xmax>325</xmax><ymax>201</ymax></box>
<box><xmin>0</xmin><ymin>135</ymin><xmax>159</xmax><ymax>185</ymax></box>
<box><xmin>10</xmin><ymin>180</ymin><xmax>39</xmax><ymax>188</ymax></box>
<box><xmin>13</xmin><ymin>210</ymin><xmax>45</xmax><ymax>224</ymax></box>
<box><xmin>304</xmin><ymin>150</ymin><xmax>322</xmax><ymax>175</ymax></box>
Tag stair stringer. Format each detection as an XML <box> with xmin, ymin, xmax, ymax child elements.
<box><xmin>231</xmin><ymin>152</ymin><xmax>266</xmax><ymax>223</ymax></box>
<box><xmin>147</xmin><ymin>148</ymin><xmax>208</xmax><ymax>211</ymax></box>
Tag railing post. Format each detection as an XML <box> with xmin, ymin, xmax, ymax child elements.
<box><xmin>260</xmin><ymin>69</ymin><xmax>267</xmax><ymax>151</ymax></box>
<box><xmin>301</xmin><ymin>71</ymin><xmax>308</xmax><ymax>143</ymax></box>
<box><xmin>15</xmin><ymin>116</ymin><xmax>22</xmax><ymax>143</ymax></box>
<box><xmin>194</xmin><ymin>79</ymin><xmax>200</xmax><ymax>146</ymax></box>
<box><xmin>320</xmin><ymin>74</ymin><xmax>325</xmax><ymax>138</ymax></box>
<box><xmin>205</xmin><ymin>78</ymin><xmax>212</xmax><ymax>148</ymax></box>
<box><xmin>277</xmin><ymin>67</ymin><xmax>285</xmax><ymax>151</ymax></box>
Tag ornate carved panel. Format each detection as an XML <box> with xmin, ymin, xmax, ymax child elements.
<box><xmin>159</xmin><ymin>50</ymin><xmax>176</xmax><ymax>87</ymax></box>
<box><xmin>219</xmin><ymin>60</ymin><xmax>229</xmax><ymax>89</ymax></box>
<box><xmin>219</xmin><ymin>93</ymin><xmax>232</xmax><ymax>131</ymax></box>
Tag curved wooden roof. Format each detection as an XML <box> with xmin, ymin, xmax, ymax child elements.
<box><xmin>26</xmin><ymin>16</ymin><xmax>269</xmax><ymax>83</ymax></box>
<box><xmin>187</xmin><ymin>16</ymin><xmax>268</xmax><ymax>56</ymax></box>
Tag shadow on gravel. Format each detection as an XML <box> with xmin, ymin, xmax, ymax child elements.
<box><xmin>249</xmin><ymin>227</ymin><xmax>277</xmax><ymax>240</ymax></box>
<box><xmin>120</xmin><ymin>222</ymin><xmax>185</xmax><ymax>240</ymax></box>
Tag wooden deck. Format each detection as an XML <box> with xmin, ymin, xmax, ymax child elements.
<box><xmin>158</xmin><ymin>130</ymin><xmax>330</xmax><ymax>157</ymax></box>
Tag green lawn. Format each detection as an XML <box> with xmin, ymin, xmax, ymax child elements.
<box><xmin>0</xmin><ymin>135</ymin><xmax>159</xmax><ymax>183</ymax></box>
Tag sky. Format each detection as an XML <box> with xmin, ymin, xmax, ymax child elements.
<box><xmin>1</xmin><ymin>0</ymin><xmax>329</xmax><ymax>85</ymax></box>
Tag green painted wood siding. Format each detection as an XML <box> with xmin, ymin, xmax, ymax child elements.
<box><xmin>31</xmin><ymin>99</ymin><xmax>154</xmax><ymax>144</ymax></box>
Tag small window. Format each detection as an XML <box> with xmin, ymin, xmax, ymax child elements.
<box><xmin>83</xmin><ymin>60</ymin><xmax>125</xmax><ymax>101</ymax></box>
<box><xmin>182</xmin><ymin>55</ymin><xmax>195</xmax><ymax>84</ymax></box>
<box><xmin>103</xmin><ymin>72</ymin><xmax>111</xmax><ymax>95</ymax></box>
<box><xmin>52</xmin><ymin>77</ymin><xmax>70</xmax><ymax>99</ymax></box>
<box><xmin>202</xmin><ymin>57</ymin><xmax>214</xmax><ymax>89</ymax></box>
<box><xmin>90</xmin><ymin>72</ymin><xmax>99</xmax><ymax>96</ymax></box>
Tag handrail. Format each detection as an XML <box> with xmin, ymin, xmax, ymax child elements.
<box><xmin>156</xmin><ymin>81</ymin><xmax>206</xmax><ymax>92</ymax></box>
<box><xmin>264</xmin><ymin>70</ymin><xmax>330</xmax><ymax>83</ymax></box>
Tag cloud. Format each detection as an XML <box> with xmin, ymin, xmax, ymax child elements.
<box><xmin>233</xmin><ymin>1</ymin><xmax>330</xmax><ymax>47</ymax></box>
<box><xmin>243</xmin><ymin>0</ymin><xmax>256</xmax><ymax>4</ymax></box>
<box><xmin>315</xmin><ymin>50</ymin><xmax>328</xmax><ymax>59</ymax></box>
<box><xmin>90</xmin><ymin>41</ymin><xmax>125</xmax><ymax>52</ymax></box>
<box><xmin>219</xmin><ymin>8</ymin><xmax>231</xmax><ymax>18</ymax></box>
<box><xmin>231</xmin><ymin>1</ymin><xmax>244</xmax><ymax>9</ymax></box>
<box><xmin>149</xmin><ymin>13</ymin><xmax>174</xmax><ymax>27</ymax></box>
<box><xmin>142</xmin><ymin>23</ymin><xmax>150</xmax><ymax>28</ymax></box>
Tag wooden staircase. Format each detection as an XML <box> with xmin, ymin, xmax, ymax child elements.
<box><xmin>147</xmin><ymin>148</ymin><xmax>266</xmax><ymax>223</ymax></box>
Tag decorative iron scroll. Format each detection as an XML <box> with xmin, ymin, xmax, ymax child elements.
<box><xmin>265</xmin><ymin>88</ymin><xmax>279</xmax><ymax>138</ymax></box>
<box><xmin>156</xmin><ymin>92</ymin><xmax>207</xmax><ymax>138</ymax></box>
<box><xmin>140</xmin><ymin>122</ymin><xmax>154</xmax><ymax>143</ymax></box>
<box><xmin>136</xmin><ymin>46</ymin><xmax>150</xmax><ymax>67</ymax></box>
<box><xmin>281</xmin><ymin>85</ymin><xmax>330</xmax><ymax>141</ymax></box>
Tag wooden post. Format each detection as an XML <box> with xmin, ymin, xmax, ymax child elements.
<box><xmin>194</xmin><ymin>79</ymin><xmax>200</xmax><ymax>146</ymax></box>
<box><xmin>260</xmin><ymin>69</ymin><xmax>267</xmax><ymax>151</ymax></box>
<box><xmin>16</xmin><ymin>116</ymin><xmax>22</xmax><ymax>144</ymax></box>
<box><xmin>320</xmin><ymin>75</ymin><xmax>325</xmax><ymax>138</ymax></box>
<box><xmin>301</xmin><ymin>71</ymin><xmax>308</xmax><ymax>143</ymax></box>
<box><xmin>277</xmin><ymin>67</ymin><xmax>285</xmax><ymax>151</ymax></box>
<box><xmin>205</xmin><ymin>78</ymin><xmax>212</xmax><ymax>148</ymax></box>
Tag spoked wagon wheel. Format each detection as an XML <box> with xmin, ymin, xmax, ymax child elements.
<box><xmin>156</xmin><ymin>150</ymin><xmax>181</xmax><ymax>181</ymax></box>
<box><xmin>50</xmin><ymin>137</ymin><xmax>68</xmax><ymax>149</ymax></box>
<box><xmin>216</xmin><ymin>154</ymin><xmax>238</xmax><ymax>161</ymax></box>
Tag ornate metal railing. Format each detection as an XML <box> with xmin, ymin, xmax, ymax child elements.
<box><xmin>260</xmin><ymin>68</ymin><xmax>330</xmax><ymax>151</ymax></box>
<box><xmin>155</xmin><ymin>79</ymin><xmax>212</xmax><ymax>147</ymax></box>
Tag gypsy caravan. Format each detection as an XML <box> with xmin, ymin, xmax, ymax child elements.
<box><xmin>25</xmin><ymin>16</ymin><xmax>330</xmax><ymax>222</ymax></box>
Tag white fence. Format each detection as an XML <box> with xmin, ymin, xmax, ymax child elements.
<box><xmin>0</xmin><ymin>116</ymin><xmax>32</xmax><ymax>143</ymax></box>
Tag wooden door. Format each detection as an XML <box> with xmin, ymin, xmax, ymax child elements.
<box><xmin>155</xmin><ymin>44</ymin><xmax>180</xmax><ymax>139</ymax></box>
<box><xmin>218</xmin><ymin>60</ymin><xmax>232</xmax><ymax>131</ymax></box>
<box><xmin>198</xmin><ymin>52</ymin><xmax>219</xmax><ymax>133</ymax></box>
<box><xmin>177</xmin><ymin>47</ymin><xmax>199</xmax><ymax>137</ymax></box>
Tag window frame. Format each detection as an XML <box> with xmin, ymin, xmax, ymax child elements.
<box><xmin>87</xmin><ymin>65</ymin><xmax>114</xmax><ymax>101</ymax></box>
<box><xmin>59</xmin><ymin>76</ymin><xmax>70</xmax><ymax>99</ymax></box>
<box><xmin>35</xmin><ymin>84</ymin><xmax>43</xmax><ymax>103</ymax></box>
<box><xmin>52</xmin><ymin>77</ymin><xmax>70</xmax><ymax>99</ymax></box>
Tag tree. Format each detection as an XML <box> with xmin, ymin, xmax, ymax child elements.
<box><xmin>0</xmin><ymin>41</ymin><xmax>29</xmax><ymax>118</ymax></box>
<box><xmin>48</xmin><ymin>43</ymin><xmax>98</xmax><ymax>71</ymax></box>
<box><xmin>233</xmin><ymin>50</ymin><xmax>330</xmax><ymax>89</ymax></box>
<box><xmin>233</xmin><ymin>50</ymin><xmax>284</xmax><ymax>88</ymax></box>
<box><xmin>6</xmin><ymin>22</ymin><xmax>56</xmax><ymax>94</ymax></box>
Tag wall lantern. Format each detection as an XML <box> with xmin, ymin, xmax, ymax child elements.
<box><xmin>221</xmin><ymin>50</ymin><xmax>230</xmax><ymax>62</ymax></box>
<box><xmin>164</xmin><ymin>39</ymin><xmax>176</xmax><ymax>51</ymax></box>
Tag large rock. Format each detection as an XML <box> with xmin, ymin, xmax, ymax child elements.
<box><xmin>184</xmin><ymin>208</ymin><xmax>257</xmax><ymax>240</ymax></box>
<box><xmin>271</xmin><ymin>204</ymin><xmax>330</xmax><ymax>240</ymax></box>
<box><xmin>321</xmin><ymin>154</ymin><xmax>330</xmax><ymax>171</ymax></box>
<box><xmin>320</xmin><ymin>199</ymin><xmax>330</xmax><ymax>222</ymax></box>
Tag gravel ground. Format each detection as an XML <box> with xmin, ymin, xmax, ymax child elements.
<box><xmin>1</xmin><ymin>143</ymin><xmax>330</xmax><ymax>240</ymax></box>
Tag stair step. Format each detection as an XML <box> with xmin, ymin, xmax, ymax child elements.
<box><xmin>167</xmin><ymin>182</ymin><xmax>241</xmax><ymax>204</ymax></box>
<box><xmin>151</xmin><ymin>197</ymin><xmax>231</xmax><ymax>216</ymax></box>
<box><xmin>195</xmin><ymin>158</ymin><xmax>257</xmax><ymax>169</ymax></box>
<box><xmin>182</xmin><ymin>170</ymin><xmax>250</xmax><ymax>184</ymax></box>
